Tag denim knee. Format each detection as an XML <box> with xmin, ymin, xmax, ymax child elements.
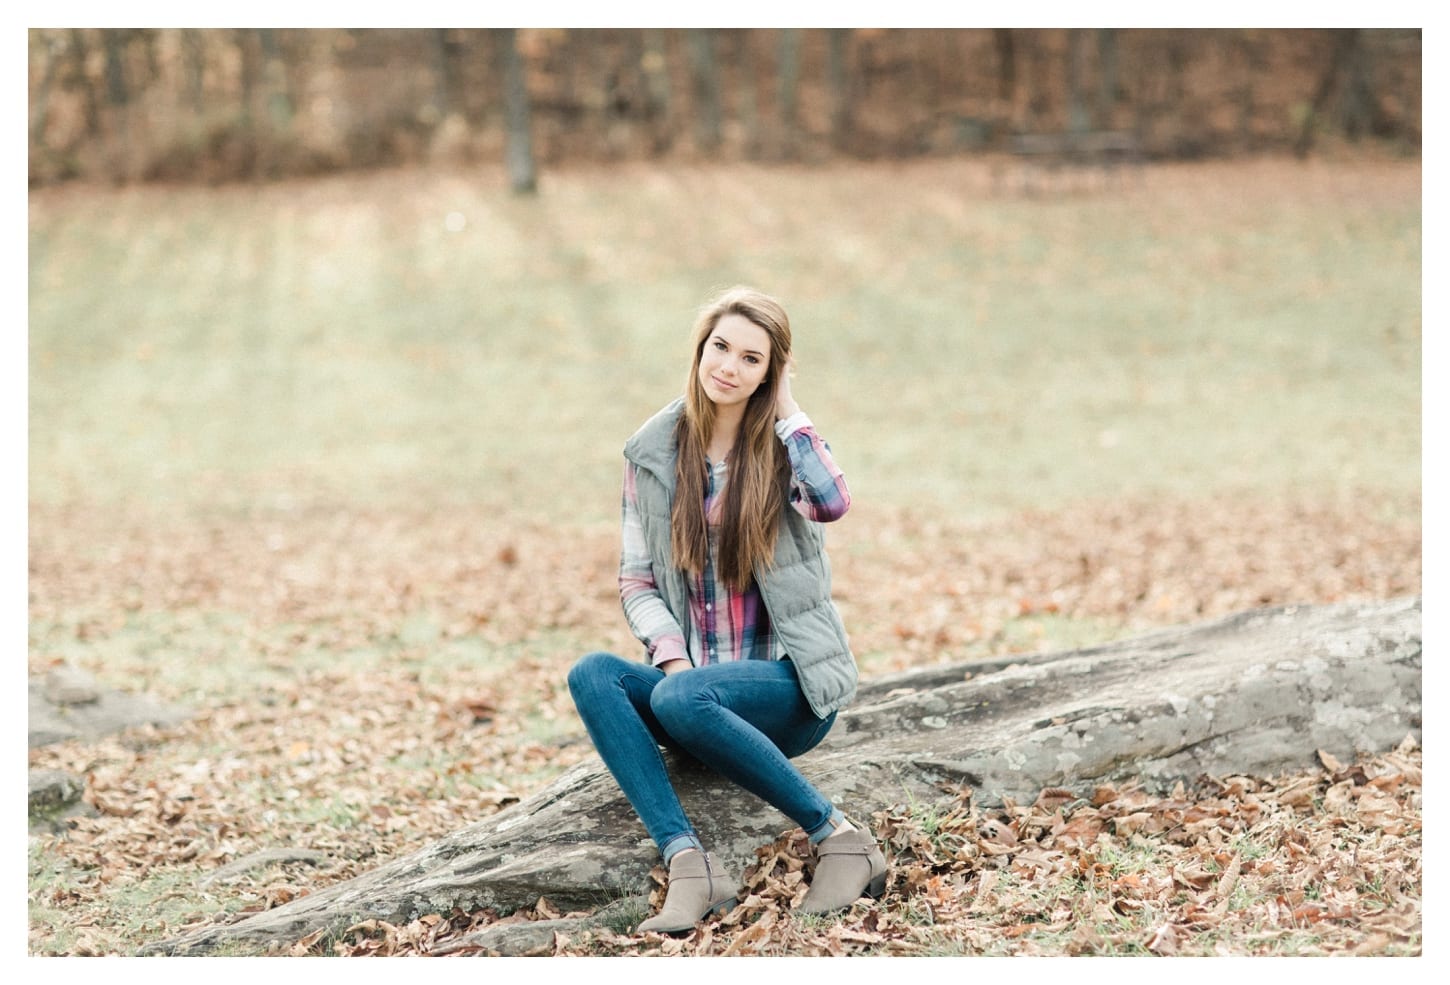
<box><xmin>567</xmin><ymin>650</ymin><xmax>623</xmax><ymax>702</ymax></box>
<box><xmin>649</xmin><ymin>671</ymin><xmax>709</xmax><ymax>742</ymax></box>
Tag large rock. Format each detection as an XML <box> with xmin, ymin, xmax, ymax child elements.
<box><xmin>28</xmin><ymin>665</ymin><xmax>192</xmax><ymax>748</ymax></box>
<box><xmin>28</xmin><ymin>768</ymin><xmax>96</xmax><ymax>836</ymax></box>
<box><xmin>148</xmin><ymin>596</ymin><xmax>1421</xmax><ymax>956</ymax></box>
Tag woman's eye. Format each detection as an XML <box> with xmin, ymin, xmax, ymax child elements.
<box><xmin>713</xmin><ymin>340</ymin><xmax>727</xmax><ymax>351</ymax></box>
<box><xmin>745</xmin><ymin>355</ymin><xmax>759</xmax><ymax>364</ymax></box>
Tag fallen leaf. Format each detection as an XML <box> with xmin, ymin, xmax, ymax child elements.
<box><xmin>1146</xmin><ymin>922</ymin><xmax>1180</xmax><ymax>955</ymax></box>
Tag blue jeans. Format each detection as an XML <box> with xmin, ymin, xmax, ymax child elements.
<box><xmin>567</xmin><ymin>651</ymin><xmax>845</xmax><ymax>863</ymax></box>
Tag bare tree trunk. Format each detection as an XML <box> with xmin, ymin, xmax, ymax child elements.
<box><xmin>737</xmin><ymin>30</ymin><xmax>762</xmax><ymax>159</ymax></box>
<box><xmin>102</xmin><ymin>29</ymin><xmax>128</xmax><ymax>108</ymax></box>
<box><xmin>1096</xmin><ymin>28</ymin><xmax>1120</xmax><ymax>125</ymax></box>
<box><xmin>139</xmin><ymin>28</ymin><xmax>161</xmax><ymax>87</ymax></box>
<box><xmin>1294</xmin><ymin>28</ymin><xmax>1359</xmax><ymax>158</ymax></box>
<box><xmin>1339</xmin><ymin>29</ymin><xmax>1383</xmax><ymax>140</ymax></box>
<box><xmin>101</xmin><ymin>29</ymin><xmax>132</xmax><ymax>181</ymax></box>
<box><xmin>180</xmin><ymin>29</ymin><xmax>207</xmax><ymax>117</ymax></box>
<box><xmin>1024</xmin><ymin>31</ymin><xmax>1051</xmax><ymax>129</ymax></box>
<box><xmin>430</xmin><ymin>28</ymin><xmax>453</xmax><ymax>119</ymax></box>
<box><xmin>1353</xmin><ymin>33</ymin><xmax>1404</xmax><ymax>140</ymax></box>
<box><xmin>688</xmin><ymin>29</ymin><xmax>722</xmax><ymax>153</ymax></box>
<box><xmin>1230</xmin><ymin>30</ymin><xmax>1258</xmax><ymax>149</ymax></box>
<box><xmin>29</xmin><ymin>32</ymin><xmax>63</xmax><ymax>151</ymax></box>
<box><xmin>257</xmin><ymin>29</ymin><xmax>294</xmax><ymax>132</ymax></box>
<box><xmin>451</xmin><ymin>28</ymin><xmax>490</xmax><ymax>126</ymax></box>
<box><xmin>641</xmin><ymin>29</ymin><xmax>672</xmax><ymax>153</ymax></box>
<box><xmin>776</xmin><ymin>28</ymin><xmax>800</xmax><ymax>159</ymax></box>
<box><xmin>230</xmin><ymin>30</ymin><xmax>262</xmax><ymax>178</ymax></box>
<box><xmin>1166</xmin><ymin>30</ymin><xmax>1190</xmax><ymax>135</ymax></box>
<box><xmin>994</xmin><ymin>28</ymin><xmax>1016</xmax><ymax>104</ymax></box>
<box><xmin>1067</xmin><ymin>28</ymin><xmax>1091</xmax><ymax>132</ymax></box>
<box><xmin>557</xmin><ymin>28</ymin><xmax>584</xmax><ymax>135</ymax></box>
<box><xmin>66</xmin><ymin>29</ymin><xmax>102</xmax><ymax>140</ymax></box>
<box><xmin>234</xmin><ymin>29</ymin><xmax>256</xmax><ymax>130</ymax></box>
<box><xmin>827</xmin><ymin>28</ymin><xmax>852</xmax><ymax>152</ymax></box>
<box><xmin>497</xmin><ymin>28</ymin><xmax>537</xmax><ymax>194</ymax></box>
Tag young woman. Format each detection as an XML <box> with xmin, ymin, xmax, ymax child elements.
<box><xmin>568</xmin><ymin>286</ymin><xmax>886</xmax><ymax>934</ymax></box>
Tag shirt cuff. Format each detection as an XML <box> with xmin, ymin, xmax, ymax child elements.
<box><xmin>775</xmin><ymin>410</ymin><xmax>813</xmax><ymax>439</ymax></box>
<box><xmin>650</xmin><ymin>637</ymin><xmax>690</xmax><ymax>668</ymax></box>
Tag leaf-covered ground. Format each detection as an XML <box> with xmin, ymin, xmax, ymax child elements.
<box><xmin>27</xmin><ymin>157</ymin><xmax>1422</xmax><ymax>956</ymax></box>
<box><xmin>27</xmin><ymin>489</ymin><xmax>1421</xmax><ymax>956</ymax></box>
<box><xmin>327</xmin><ymin>741</ymin><xmax>1423</xmax><ymax>958</ymax></box>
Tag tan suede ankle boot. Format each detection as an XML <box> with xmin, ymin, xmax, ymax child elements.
<box><xmin>798</xmin><ymin>827</ymin><xmax>888</xmax><ymax>915</ymax></box>
<box><xmin>637</xmin><ymin>850</ymin><xmax>740</xmax><ymax>934</ymax></box>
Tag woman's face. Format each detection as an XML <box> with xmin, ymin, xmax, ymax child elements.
<box><xmin>697</xmin><ymin>313</ymin><xmax>773</xmax><ymax>411</ymax></box>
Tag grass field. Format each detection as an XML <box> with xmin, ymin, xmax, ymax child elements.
<box><xmin>29</xmin><ymin>157</ymin><xmax>1420</xmax><ymax>520</ymax></box>
<box><xmin>27</xmin><ymin>157</ymin><xmax>1422</xmax><ymax>956</ymax></box>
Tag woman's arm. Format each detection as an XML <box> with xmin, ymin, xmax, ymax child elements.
<box><xmin>618</xmin><ymin>462</ymin><xmax>692</xmax><ymax>668</ymax></box>
<box><xmin>778</xmin><ymin>418</ymin><xmax>852</xmax><ymax>522</ymax></box>
<box><xmin>775</xmin><ymin>358</ymin><xmax>851</xmax><ymax>522</ymax></box>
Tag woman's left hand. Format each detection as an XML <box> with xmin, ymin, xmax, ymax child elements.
<box><xmin>775</xmin><ymin>356</ymin><xmax>801</xmax><ymax>420</ymax></box>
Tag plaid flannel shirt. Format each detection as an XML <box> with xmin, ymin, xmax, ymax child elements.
<box><xmin>619</xmin><ymin>411</ymin><xmax>850</xmax><ymax>668</ymax></box>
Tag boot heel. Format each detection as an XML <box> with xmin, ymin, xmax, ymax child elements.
<box><xmin>637</xmin><ymin>850</ymin><xmax>742</xmax><ymax>933</ymax></box>
<box><xmin>708</xmin><ymin>897</ymin><xmax>737</xmax><ymax>917</ymax></box>
<box><xmin>799</xmin><ymin>827</ymin><xmax>889</xmax><ymax>915</ymax></box>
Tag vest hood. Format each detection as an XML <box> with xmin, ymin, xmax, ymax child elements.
<box><xmin>623</xmin><ymin>396</ymin><xmax>685</xmax><ymax>493</ymax></box>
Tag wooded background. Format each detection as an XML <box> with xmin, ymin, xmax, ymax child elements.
<box><xmin>28</xmin><ymin>27</ymin><xmax>1422</xmax><ymax>189</ymax></box>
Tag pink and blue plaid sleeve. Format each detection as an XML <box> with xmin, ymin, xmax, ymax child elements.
<box><xmin>618</xmin><ymin>462</ymin><xmax>690</xmax><ymax>667</ymax></box>
<box><xmin>776</xmin><ymin>413</ymin><xmax>851</xmax><ymax>522</ymax></box>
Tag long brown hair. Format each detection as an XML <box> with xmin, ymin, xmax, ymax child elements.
<box><xmin>671</xmin><ymin>286</ymin><xmax>792</xmax><ymax>592</ymax></box>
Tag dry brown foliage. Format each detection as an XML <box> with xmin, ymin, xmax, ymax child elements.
<box><xmin>30</xmin><ymin>489</ymin><xmax>1419</xmax><ymax>678</ymax></box>
<box><xmin>412</xmin><ymin>739</ymin><xmax>1420</xmax><ymax>958</ymax></box>
<box><xmin>27</xmin><ymin>488</ymin><xmax>1421</xmax><ymax>956</ymax></box>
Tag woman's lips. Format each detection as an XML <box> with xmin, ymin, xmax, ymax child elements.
<box><xmin>711</xmin><ymin>375</ymin><xmax>737</xmax><ymax>389</ymax></box>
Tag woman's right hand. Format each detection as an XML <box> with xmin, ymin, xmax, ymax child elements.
<box><xmin>775</xmin><ymin>355</ymin><xmax>801</xmax><ymax>420</ymax></box>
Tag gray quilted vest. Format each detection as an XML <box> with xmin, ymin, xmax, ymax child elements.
<box><xmin>622</xmin><ymin>397</ymin><xmax>858</xmax><ymax>719</ymax></box>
